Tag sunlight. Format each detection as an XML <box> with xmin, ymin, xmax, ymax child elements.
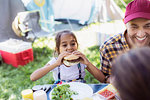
<box><xmin>75</xmin><ymin>20</ymin><xmax>126</xmax><ymax>51</ymax></box>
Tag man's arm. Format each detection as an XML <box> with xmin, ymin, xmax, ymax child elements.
<box><xmin>100</xmin><ymin>47</ymin><xmax>111</xmax><ymax>83</ymax></box>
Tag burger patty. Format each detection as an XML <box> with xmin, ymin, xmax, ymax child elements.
<box><xmin>66</xmin><ymin>58</ymin><xmax>81</xmax><ymax>63</ymax></box>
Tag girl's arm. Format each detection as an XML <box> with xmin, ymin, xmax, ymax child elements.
<box><xmin>30</xmin><ymin>62</ymin><xmax>59</xmax><ymax>81</ymax></box>
<box><xmin>85</xmin><ymin>62</ymin><xmax>105</xmax><ymax>83</ymax></box>
<box><xmin>73</xmin><ymin>51</ymin><xmax>105</xmax><ymax>83</ymax></box>
<box><xmin>30</xmin><ymin>51</ymin><xmax>71</xmax><ymax>81</ymax></box>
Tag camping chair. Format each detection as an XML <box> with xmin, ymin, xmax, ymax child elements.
<box><xmin>12</xmin><ymin>11</ymin><xmax>53</xmax><ymax>56</ymax></box>
<box><xmin>12</xmin><ymin>11</ymin><xmax>50</xmax><ymax>43</ymax></box>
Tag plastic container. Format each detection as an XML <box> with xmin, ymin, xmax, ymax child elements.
<box><xmin>33</xmin><ymin>90</ymin><xmax>47</xmax><ymax>100</ymax></box>
<box><xmin>21</xmin><ymin>89</ymin><xmax>33</xmax><ymax>100</ymax></box>
<box><xmin>0</xmin><ymin>39</ymin><xmax>33</xmax><ymax>67</ymax></box>
<box><xmin>0</xmin><ymin>39</ymin><xmax>32</xmax><ymax>53</ymax></box>
<box><xmin>0</xmin><ymin>49</ymin><xmax>33</xmax><ymax>67</ymax></box>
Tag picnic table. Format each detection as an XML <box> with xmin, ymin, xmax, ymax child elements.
<box><xmin>32</xmin><ymin>83</ymin><xmax>108</xmax><ymax>100</ymax></box>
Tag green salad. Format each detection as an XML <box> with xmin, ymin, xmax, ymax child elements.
<box><xmin>51</xmin><ymin>84</ymin><xmax>78</xmax><ymax>100</ymax></box>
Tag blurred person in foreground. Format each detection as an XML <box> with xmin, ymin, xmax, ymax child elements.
<box><xmin>99</xmin><ymin>0</ymin><xmax>150</xmax><ymax>83</ymax></box>
<box><xmin>111</xmin><ymin>47</ymin><xmax>150</xmax><ymax>100</ymax></box>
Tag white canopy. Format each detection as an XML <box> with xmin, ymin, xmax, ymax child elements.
<box><xmin>52</xmin><ymin>0</ymin><xmax>124</xmax><ymax>24</ymax></box>
<box><xmin>96</xmin><ymin>0</ymin><xmax>124</xmax><ymax>22</ymax></box>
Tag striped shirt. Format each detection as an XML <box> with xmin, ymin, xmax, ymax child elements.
<box><xmin>100</xmin><ymin>31</ymin><xmax>129</xmax><ymax>76</ymax></box>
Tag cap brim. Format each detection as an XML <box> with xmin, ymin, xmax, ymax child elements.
<box><xmin>124</xmin><ymin>12</ymin><xmax>150</xmax><ymax>24</ymax></box>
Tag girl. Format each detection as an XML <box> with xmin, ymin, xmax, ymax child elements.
<box><xmin>30</xmin><ymin>30</ymin><xmax>105</xmax><ymax>83</ymax></box>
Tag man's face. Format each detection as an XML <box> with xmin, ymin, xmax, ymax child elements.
<box><xmin>126</xmin><ymin>18</ymin><xmax>150</xmax><ymax>48</ymax></box>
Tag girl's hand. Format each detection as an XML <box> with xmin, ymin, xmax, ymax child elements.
<box><xmin>73</xmin><ymin>51</ymin><xmax>106</xmax><ymax>83</ymax></box>
<box><xmin>55</xmin><ymin>51</ymin><xmax>71</xmax><ymax>66</ymax></box>
<box><xmin>72</xmin><ymin>51</ymin><xmax>90</xmax><ymax>66</ymax></box>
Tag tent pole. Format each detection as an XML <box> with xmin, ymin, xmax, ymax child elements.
<box><xmin>66</xmin><ymin>18</ymin><xmax>74</xmax><ymax>31</ymax></box>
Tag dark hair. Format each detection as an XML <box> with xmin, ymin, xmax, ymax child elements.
<box><xmin>54</xmin><ymin>30</ymin><xmax>78</xmax><ymax>56</ymax></box>
<box><xmin>112</xmin><ymin>47</ymin><xmax>150</xmax><ymax>100</ymax></box>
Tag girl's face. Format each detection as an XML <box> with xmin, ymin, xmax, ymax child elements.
<box><xmin>59</xmin><ymin>33</ymin><xmax>78</xmax><ymax>54</ymax></box>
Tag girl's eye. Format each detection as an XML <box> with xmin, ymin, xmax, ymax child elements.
<box><xmin>62</xmin><ymin>44</ymin><xmax>67</xmax><ymax>47</ymax></box>
<box><xmin>71</xmin><ymin>43</ymin><xmax>76</xmax><ymax>46</ymax></box>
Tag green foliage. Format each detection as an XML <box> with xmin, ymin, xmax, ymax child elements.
<box><xmin>84</xmin><ymin>46</ymin><xmax>100</xmax><ymax>84</ymax></box>
<box><xmin>0</xmin><ymin>38</ymin><xmax>101</xmax><ymax>99</ymax></box>
<box><xmin>114</xmin><ymin>0</ymin><xmax>133</xmax><ymax>11</ymax></box>
<box><xmin>86</xmin><ymin>45</ymin><xmax>100</xmax><ymax>68</ymax></box>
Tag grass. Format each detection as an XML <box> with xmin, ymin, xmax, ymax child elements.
<box><xmin>0</xmin><ymin>37</ymin><xmax>101</xmax><ymax>100</ymax></box>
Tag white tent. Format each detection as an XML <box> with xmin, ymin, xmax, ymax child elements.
<box><xmin>21</xmin><ymin>0</ymin><xmax>124</xmax><ymax>26</ymax></box>
<box><xmin>52</xmin><ymin>0</ymin><xmax>96</xmax><ymax>25</ymax></box>
<box><xmin>52</xmin><ymin>0</ymin><xmax>124</xmax><ymax>24</ymax></box>
<box><xmin>96</xmin><ymin>0</ymin><xmax>124</xmax><ymax>22</ymax></box>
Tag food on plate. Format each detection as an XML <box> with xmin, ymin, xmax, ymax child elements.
<box><xmin>50</xmin><ymin>82</ymin><xmax>93</xmax><ymax>100</ymax></box>
<box><xmin>96</xmin><ymin>84</ymin><xmax>117</xmax><ymax>100</ymax></box>
<box><xmin>98</xmin><ymin>89</ymin><xmax>114</xmax><ymax>98</ymax></box>
<box><xmin>63</xmin><ymin>54</ymin><xmax>81</xmax><ymax>66</ymax></box>
<box><xmin>51</xmin><ymin>84</ymin><xmax>78</xmax><ymax>100</ymax></box>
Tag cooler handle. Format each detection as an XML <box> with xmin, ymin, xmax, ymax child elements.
<box><xmin>21</xmin><ymin>51</ymin><xmax>30</xmax><ymax>60</ymax></box>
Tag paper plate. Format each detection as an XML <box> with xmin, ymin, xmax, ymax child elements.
<box><xmin>49</xmin><ymin>82</ymin><xmax>93</xmax><ymax>99</ymax></box>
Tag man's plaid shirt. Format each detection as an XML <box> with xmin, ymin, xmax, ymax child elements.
<box><xmin>100</xmin><ymin>31</ymin><xmax>129</xmax><ymax>76</ymax></box>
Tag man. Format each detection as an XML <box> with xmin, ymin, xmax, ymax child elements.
<box><xmin>100</xmin><ymin>0</ymin><xmax>150</xmax><ymax>82</ymax></box>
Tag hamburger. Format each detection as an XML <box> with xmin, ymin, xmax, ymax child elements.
<box><xmin>63</xmin><ymin>54</ymin><xmax>81</xmax><ymax>66</ymax></box>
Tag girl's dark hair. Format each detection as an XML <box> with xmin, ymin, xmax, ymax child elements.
<box><xmin>54</xmin><ymin>30</ymin><xmax>78</xmax><ymax>56</ymax></box>
<box><xmin>112</xmin><ymin>47</ymin><xmax>150</xmax><ymax>100</ymax></box>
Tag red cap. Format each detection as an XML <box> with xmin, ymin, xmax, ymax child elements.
<box><xmin>124</xmin><ymin>0</ymin><xmax>150</xmax><ymax>24</ymax></box>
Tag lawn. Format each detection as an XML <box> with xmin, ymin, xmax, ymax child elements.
<box><xmin>0</xmin><ymin>37</ymin><xmax>101</xmax><ymax>100</ymax></box>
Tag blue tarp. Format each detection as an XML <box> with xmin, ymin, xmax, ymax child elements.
<box><xmin>21</xmin><ymin>0</ymin><xmax>55</xmax><ymax>33</ymax></box>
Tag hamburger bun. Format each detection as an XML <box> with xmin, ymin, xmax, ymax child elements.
<box><xmin>64</xmin><ymin>54</ymin><xmax>79</xmax><ymax>60</ymax></box>
<box><xmin>63</xmin><ymin>54</ymin><xmax>80</xmax><ymax>66</ymax></box>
